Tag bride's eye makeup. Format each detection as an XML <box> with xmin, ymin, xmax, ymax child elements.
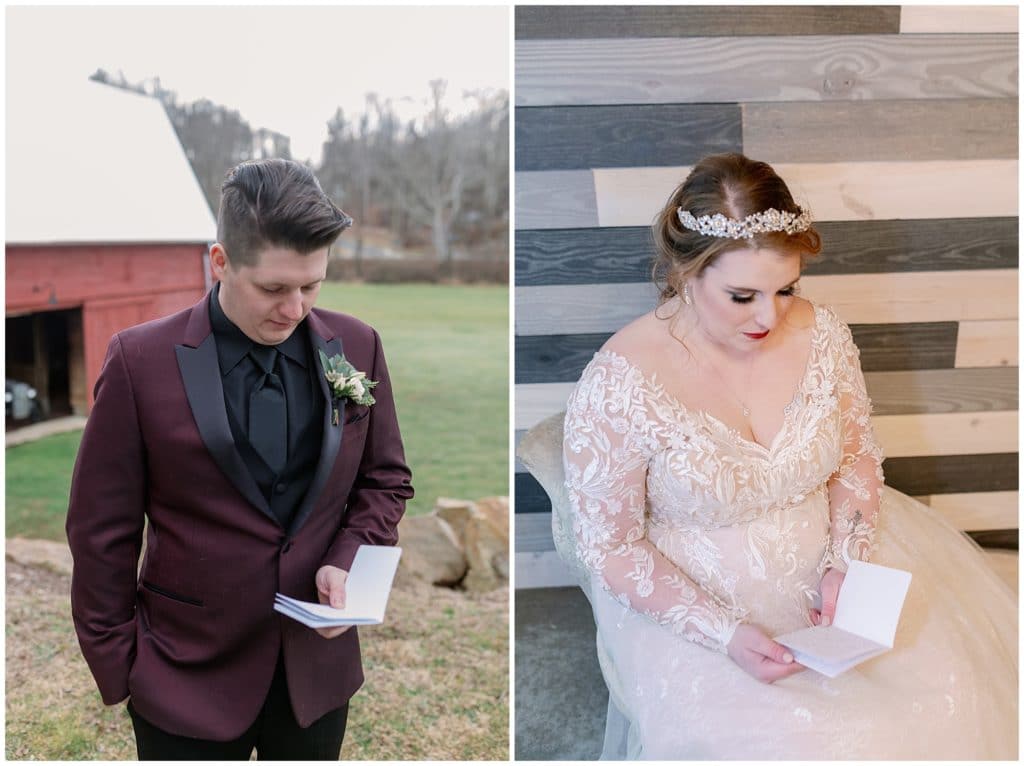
<box><xmin>729</xmin><ymin>284</ymin><xmax>800</xmax><ymax>304</ymax></box>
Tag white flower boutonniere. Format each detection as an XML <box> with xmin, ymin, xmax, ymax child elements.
<box><xmin>319</xmin><ymin>350</ymin><xmax>378</xmax><ymax>426</ymax></box>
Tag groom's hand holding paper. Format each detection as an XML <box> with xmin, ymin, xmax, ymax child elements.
<box><xmin>276</xmin><ymin>545</ymin><xmax>402</xmax><ymax>635</ymax></box>
<box><xmin>775</xmin><ymin>560</ymin><xmax>912</xmax><ymax>678</ymax></box>
<box><xmin>315</xmin><ymin>565</ymin><xmax>350</xmax><ymax>639</ymax></box>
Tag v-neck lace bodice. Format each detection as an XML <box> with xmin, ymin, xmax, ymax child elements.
<box><xmin>561</xmin><ymin>302</ymin><xmax>884</xmax><ymax>652</ymax></box>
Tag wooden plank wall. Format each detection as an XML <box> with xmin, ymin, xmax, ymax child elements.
<box><xmin>514</xmin><ymin>5</ymin><xmax>1019</xmax><ymax>588</ymax></box>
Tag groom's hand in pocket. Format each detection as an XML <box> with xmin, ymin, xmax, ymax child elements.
<box><xmin>314</xmin><ymin>565</ymin><xmax>351</xmax><ymax>639</ymax></box>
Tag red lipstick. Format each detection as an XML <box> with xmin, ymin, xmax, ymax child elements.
<box><xmin>744</xmin><ymin>330</ymin><xmax>770</xmax><ymax>340</ymax></box>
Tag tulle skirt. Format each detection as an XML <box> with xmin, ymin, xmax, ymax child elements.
<box><xmin>588</xmin><ymin>487</ymin><xmax>1018</xmax><ymax>760</ymax></box>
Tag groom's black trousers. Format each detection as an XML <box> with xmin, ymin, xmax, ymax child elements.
<box><xmin>127</xmin><ymin>652</ymin><xmax>348</xmax><ymax>760</ymax></box>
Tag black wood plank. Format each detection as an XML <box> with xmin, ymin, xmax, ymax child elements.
<box><xmin>516</xmin><ymin>322</ymin><xmax>958</xmax><ymax>383</ymax></box>
<box><xmin>883</xmin><ymin>453</ymin><xmax>1018</xmax><ymax>496</ymax></box>
<box><xmin>516</xmin><ymin>472</ymin><xmax>553</xmax><ymax>515</ymax></box>
<box><xmin>515</xmin><ymin>219</ymin><xmax>1018</xmax><ymax>287</ymax></box>
<box><xmin>516</xmin><ymin>104</ymin><xmax>742</xmax><ymax>171</ymax></box>
<box><xmin>515</xmin><ymin>6</ymin><xmax>901</xmax><ymax>39</ymax></box>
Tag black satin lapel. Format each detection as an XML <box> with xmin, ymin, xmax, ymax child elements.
<box><xmin>288</xmin><ymin>335</ymin><xmax>344</xmax><ymax>537</ymax></box>
<box><xmin>175</xmin><ymin>336</ymin><xmax>274</xmax><ymax>522</ymax></box>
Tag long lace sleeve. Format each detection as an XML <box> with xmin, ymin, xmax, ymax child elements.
<box><xmin>562</xmin><ymin>354</ymin><xmax>746</xmax><ymax>653</ymax></box>
<box><xmin>822</xmin><ymin>314</ymin><xmax>885</xmax><ymax>573</ymax></box>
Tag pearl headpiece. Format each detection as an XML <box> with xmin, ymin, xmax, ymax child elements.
<box><xmin>676</xmin><ymin>206</ymin><xmax>812</xmax><ymax>240</ymax></box>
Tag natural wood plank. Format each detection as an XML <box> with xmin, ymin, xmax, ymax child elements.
<box><xmin>925</xmin><ymin>491</ymin><xmax>1020</xmax><ymax>532</ymax></box>
<box><xmin>515</xmin><ymin>551</ymin><xmax>575</xmax><ymax>589</ymax></box>
<box><xmin>515</xmin><ymin>219</ymin><xmax>1019</xmax><ymax>287</ymax></box>
<box><xmin>884</xmin><ymin>452</ymin><xmax>1017</xmax><ymax>495</ymax></box>
<box><xmin>590</xmin><ymin>161</ymin><xmax>1018</xmax><ymax>229</ymax></box>
<box><xmin>874</xmin><ymin>411</ymin><xmax>1017</xmax><ymax>457</ymax></box>
<box><xmin>955</xmin><ymin>320</ymin><xmax>1019</xmax><ymax>368</ymax></box>
<box><xmin>900</xmin><ymin>5</ymin><xmax>1019</xmax><ymax>34</ymax></box>
<box><xmin>516</xmin><ymin>104</ymin><xmax>741</xmax><ymax>171</ymax></box>
<box><xmin>865</xmin><ymin>367</ymin><xmax>1018</xmax><ymax>415</ymax></box>
<box><xmin>799</xmin><ymin>271</ymin><xmax>1018</xmax><ymax>325</ymax></box>
<box><xmin>516</xmin><ymin>376</ymin><xmax>1019</xmax><ymax>431</ymax></box>
<box><xmin>982</xmin><ymin>549</ymin><xmax>1018</xmax><ymax>594</ymax></box>
<box><xmin>516</xmin><ymin>35</ymin><xmax>1017</xmax><ymax>107</ymax></box>
<box><xmin>743</xmin><ymin>100</ymin><xmax>1018</xmax><ymax>162</ymax></box>
<box><xmin>515</xmin><ymin>170</ymin><xmax>597</xmax><ymax>230</ymax></box>
<box><xmin>515</xmin><ymin>270</ymin><xmax>1017</xmax><ymax>336</ymax></box>
<box><xmin>516</xmin><ymin>6</ymin><xmax>902</xmax><ymax>39</ymax></box>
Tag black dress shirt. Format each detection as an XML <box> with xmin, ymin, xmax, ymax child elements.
<box><xmin>209</xmin><ymin>284</ymin><xmax>324</xmax><ymax>527</ymax></box>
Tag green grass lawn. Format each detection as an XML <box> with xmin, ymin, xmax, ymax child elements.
<box><xmin>5</xmin><ymin>283</ymin><xmax>509</xmax><ymax>541</ymax></box>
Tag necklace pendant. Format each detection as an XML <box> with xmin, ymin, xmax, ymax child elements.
<box><xmin>742</xmin><ymin>406</ymin><xmax>751</xmax><ymax>418</ymax></box>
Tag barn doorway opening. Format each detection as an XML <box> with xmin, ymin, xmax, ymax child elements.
<box><xmin>5</xmin><ymin>308</ymin><xmax>84</xmax><ymax>429</ymax></box>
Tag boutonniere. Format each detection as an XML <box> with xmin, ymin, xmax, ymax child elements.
<box><xmin>319</xmin><ymin>350</ymin><xmax>377</xmax><ymax>426</ymax></box>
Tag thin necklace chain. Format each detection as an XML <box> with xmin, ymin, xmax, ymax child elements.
<box><xmin>699</xmin><ymin>348</ymin><xmax>754</xmax><ymax>419</ymax></box>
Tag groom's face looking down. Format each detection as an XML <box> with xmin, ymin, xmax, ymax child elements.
<box><xmin>210</xmin><ymin>243</ymin><xmax>329</xmax><ymax>346</ymax></box>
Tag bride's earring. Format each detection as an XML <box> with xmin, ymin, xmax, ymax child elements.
<box><xmin>682</xmin><ymin>282</ymin><xmax>692</xmax><ymax>305</ymax></box>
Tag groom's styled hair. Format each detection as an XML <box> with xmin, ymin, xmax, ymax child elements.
<box><xmin>216</xmin><ymin>158</ymin><xmax>353</xmax><ymax>268</ymax></box>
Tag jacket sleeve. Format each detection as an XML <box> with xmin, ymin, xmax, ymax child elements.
<box><xmin>66</xmin><ymin>333</ymin><xmax>146</xmax><ymax>704</ymax></box>
<box><xmin>321</xmin><ymin>329</ymin><xmax>414</xmax><ymax>573</ymax></box>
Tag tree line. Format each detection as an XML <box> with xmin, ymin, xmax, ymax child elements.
<box><xmin>90</xmin><ymin>70</ymin><xmax>508</xmax><ymax>275</ymax></box>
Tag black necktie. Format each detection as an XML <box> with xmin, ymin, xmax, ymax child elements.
<box><xmin>248</xmin><ymin>346</ymin><xmax>287</xmax><ymax>475</ymax></box>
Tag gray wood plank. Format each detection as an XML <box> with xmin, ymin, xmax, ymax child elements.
<box><xmin>516</xmin><ymin>170</ymin><xmax>597</xmax><ymax>230</ymax></box>
<box><xmin>515</xmin><ymin>219</ymin><xmax>1019</xmax><ymax>287</ymax></box>
<box><xmin>865</xmin><ymin>367</ymin><xmax>1018</xmax><ymax>415</ymax></box>
<box><xmin>516</xmin><ymin>35</ymin><xmax>1018</xmax><ymax>106</ymax></box>
<box><xmin>883</xmin><ymin>453</ymin><xmax>1018</xmax><ymax>495</ymax></box>
<box><xmin>744</xmin><ymin>99</ymin><xmax>1018</xmax><ymax>162</ymax></box>
<box><xmin>967</xmin><ymin>529</ymin><xmax>1018</xmax><ymax>550</ymax></box>
<box><xmin>515</xmin><ymin>322</ymin><xmax>960</xmax><ymax>383</ymax></box>
<box><xmin>515</xmin><ymin>6</ymin><xmax>902</xmax><ymax>39</ymax></box>
<box><xmin>516</xmin><ymin>104</ymin><xmax>742</xmax><ymax>171</ymax></box>
<box><xmin>516</xmin><ymin>511</ymin><xmax>557</xmax><ymax>553</ymax></box>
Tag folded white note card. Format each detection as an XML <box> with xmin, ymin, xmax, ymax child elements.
<box><xmin>274</xmin><ymin>545</ymin><xmax>402</xmax><ymax>629</ymax></box>
<box><xmin>775</xmin><ymin>560</ymin><xmax>912</xmax><ymax>678</ymax></box>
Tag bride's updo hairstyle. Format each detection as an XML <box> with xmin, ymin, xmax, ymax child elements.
<box><xmin>653</xmin><ymin>153</ymin><xmax>822</xmax><ymax>305</ymax></box>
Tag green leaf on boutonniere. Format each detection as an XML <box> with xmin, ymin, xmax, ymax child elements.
<box><xmin>319</xmin><ymin>350</ymin><xmax>378</xmax><ymax>410</ymax></box>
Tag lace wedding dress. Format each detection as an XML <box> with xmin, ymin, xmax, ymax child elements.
<box><xmin>559</xmin><ymin>302</ymin><xmax>1017</xmax><ymax>759</ymax></box>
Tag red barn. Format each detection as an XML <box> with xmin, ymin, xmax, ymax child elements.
<box><xmin>6</xmin><ymin>80</ymin><xmax>216</xmax><ymax>418</ymax></box>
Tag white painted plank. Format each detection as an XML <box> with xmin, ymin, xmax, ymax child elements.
<box><xmin>516</xmin><ymin>34</ymin><xmax>1017</xmax><ymax>107</ymax></box>
<box><xmin>983</xmin><ymin>550</ymin><xmax>1018</xmax><ymax>596</ymax></box>
<box><xmin>955</xmin><ymin>320</ymin><xmax>1019</xmax><ymax>368</ymax></box>
<box><xmin>592</xmin><ymin>160</ymin><xmax>1018</xmax><ymax>228</ymax></box>
<box><xmin>925</xmin><ymin>491</ymin><xmax>1019</xmax><ymax>531</ymax></box>
<box><xmin>900</xmin><ymin>5</ymin><xmax>1019</xmax><ymax>33</ymax></box>
<box><xmin>515</xmin><ymin>270</ymin><xmax>1018</xmax><ymax>337</ymax></box>
<box><xmin>515</xmin><ymin>550</ymin><xmax>577</xmax><ymax>589</ymax></box>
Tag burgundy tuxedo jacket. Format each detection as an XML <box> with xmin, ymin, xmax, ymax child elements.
<box><xmin>66</xmin><ymin>290</ymin><xmax>414</xmax><ymax>740</ymax></box>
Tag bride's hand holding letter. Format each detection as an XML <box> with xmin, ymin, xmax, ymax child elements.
<box><xmin>727</xmin><ymin>623</ymin><xmax>804</xmax><ymax>683</ymax></box>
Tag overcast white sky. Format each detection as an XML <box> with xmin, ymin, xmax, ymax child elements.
<box><xmin>7</xmin><ymin>5</ymin><xmax>509</xmax><ymax>163</ymax></box>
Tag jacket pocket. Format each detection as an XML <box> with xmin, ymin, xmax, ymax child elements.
<box><xmin>344</xmin><ymin>408</ymin><xmax>370</xmax><ymax>425</ymax></box>
<box><xmin>141</xmin><ymin>580</ymin><xmax>204</xmax><ymax>607</ymax></box>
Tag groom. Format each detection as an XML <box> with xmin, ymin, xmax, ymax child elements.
<box><xmin>66</xmin><ymin>159</ymin><xmax>414</xmax><ymax>759</ymax></box>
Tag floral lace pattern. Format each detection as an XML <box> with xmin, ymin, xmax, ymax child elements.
<box><xmin>562</xmin><ymin>304</ymin><xmax>884</xmax><ymax>651</ymax></box>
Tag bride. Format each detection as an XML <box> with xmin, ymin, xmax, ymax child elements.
<box><xmin>559</xmin><ymin>153</ymin><xmax>1017</xmax><ymax>759</ymax></box>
